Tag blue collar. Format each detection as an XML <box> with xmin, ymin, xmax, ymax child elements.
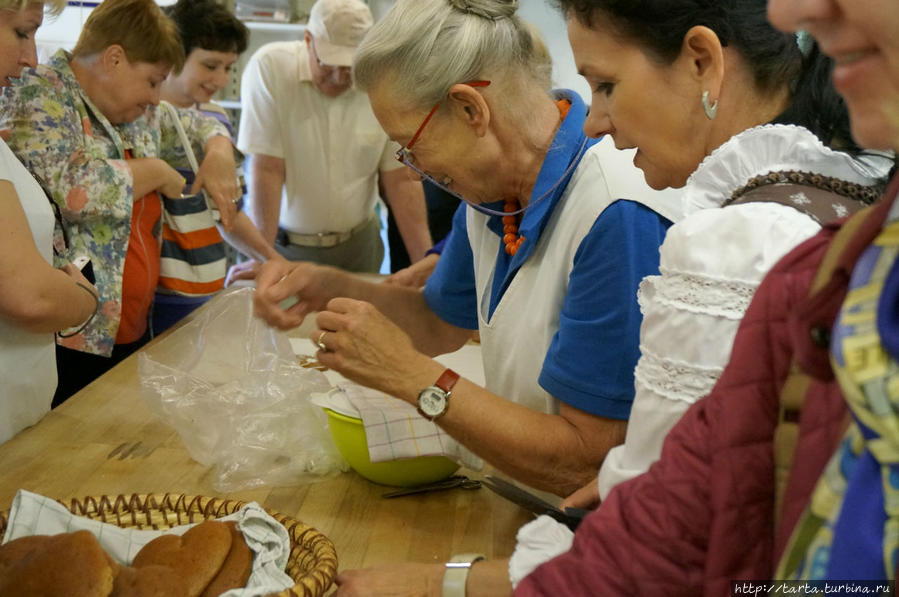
<box><xmin>484</xmin><ymin>90</ymin><xmax>598</xmax><ymax>316</ymax></box>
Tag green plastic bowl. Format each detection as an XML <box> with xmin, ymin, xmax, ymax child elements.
<box><xmin>323</xmin><ymin>408</ymin><xmax>460</xmax><ymax>487</ymax></box>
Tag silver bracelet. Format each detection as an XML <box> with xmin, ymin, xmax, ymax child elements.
<box><xmin>57</xmin><ymin>282</ymin><xmax>100</xmax><ymax>338</ymax></box>
<box><xmin>442</xmin><ymin>553</ymin><xmax>485</xmax><ymax>597</ymax></box>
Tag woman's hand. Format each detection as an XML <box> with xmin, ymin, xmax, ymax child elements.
<box><xmin>383</xmin><ymin>253</ymin><xmax>440</xmax><ymax>288</ymax></box>
<box><xmin>158</xmin><ymin>161</ymin><xmax>188</xmax><ymax>199</ymax></box>
<box><xmin>312</xmin><ymin>297</ymin><xmax>432</xmax><ymax>398</ymax></box>
<box><xmin>559</xmin><ymin>475</ymin><xmax>601</xmax><ymax>511</ymax></box>
<box><xmin>192</xmin><ymin>136</ymin><xmax>239</xmax><ymax>231</ymax></box>
<box><xmin>253</xmin><ymin>258</ymin><xmax>330</xmax><ymax>330</ymax></box>
<box><xmin>60</xmin><ymin>262</ymin><xmax>94</xmax><ymax>287</ymax></box>
<box><xmin>335</xmin><ymin>563</ymin><xmax>445</xmax><ymax>596</ymax></box>
<box><xmin>225</xmin><ymin>259</ymin><xmax>262</xmax><ymax>287</ymax></box>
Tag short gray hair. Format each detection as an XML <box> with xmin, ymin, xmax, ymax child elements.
<box><xmin>353</xmin><ymin>0</ymin><xmax>547</xmax><ymax>109</ymax></box>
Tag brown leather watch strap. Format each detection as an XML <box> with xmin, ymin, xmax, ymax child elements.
<box><xmin>435</xmin><ymin>369</ymin><xmax>460</xmax><ymax>393</ymax></box>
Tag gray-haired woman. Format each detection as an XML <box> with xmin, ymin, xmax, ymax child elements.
<box><xmin>253</xmin><ymin>0</ymin><xmax>679</xmax><ymax>495</ymax></box>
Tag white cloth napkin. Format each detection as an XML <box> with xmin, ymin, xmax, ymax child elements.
<box><xmin>316</xmin><ymin>382</ymin><xmax>482</xmax><ymax>470</ymax></box>
<box><xmin>2</xmin><ymin>489</ymin><xmax>295</xmax><ymax>597</ymax></box>
<box><xmin>508</xmin><ymin>514</ymin><xmax>575</xmax><ymax>588</ymax></box>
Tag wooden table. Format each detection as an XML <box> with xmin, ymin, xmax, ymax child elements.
<box><xmin>0</xmin><ymin>302</ymin><xmax>532</xmax><ymax>582</ymax></box>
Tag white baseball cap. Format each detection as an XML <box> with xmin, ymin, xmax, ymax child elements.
<box><xmin>307</xmin><ymin>0</ymin><xmax>374</xmax><ymax>67</ymax></box>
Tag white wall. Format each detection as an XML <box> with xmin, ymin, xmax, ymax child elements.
<box><xmin>36</xmin><ymin>1</ymin><xmax>176</xmax><ymax>61</ymax></box>
<box><xmin>519</xmin><ymin>0</ymin><xmax>589</xmax><ymax>103</ymax></box>
<box><xmin>36</xmin><ymin>0</ymin><xmax>590</xmax><ymax>105</ymax></box>
<box><xmin>369</xmin><ymin>0</ymin><xmax>589</xmax><ymax>104</ymax></box>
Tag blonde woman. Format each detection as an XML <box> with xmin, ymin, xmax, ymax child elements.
<box><xmin>0</xmin><ymin>0</ymin><xmax>242</xmax><ymax>403</ymax></box>
<box><xmin>0</xmin><ymin>0</ymin><xmax>98</xmax><ymax>443</ymax></box>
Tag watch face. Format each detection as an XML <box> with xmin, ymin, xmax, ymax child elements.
<box><xmin>418</xmin><ymin>387</ymin><xmax>447</xmax><ymax>418</ymax></box>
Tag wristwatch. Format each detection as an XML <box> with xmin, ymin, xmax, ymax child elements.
<box><xmin>442</xmin><ymin>553</ymin><xmax>485</xmax><ymax>597</ymax></box>
<box><xmin>417</xmin><ymin>368</ymin><xmax>460</xmax><ymax>421</ymax></box>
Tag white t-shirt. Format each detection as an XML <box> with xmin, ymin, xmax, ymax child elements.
<box><xmin>237</xmin><ymin>41</ymin><xmax>402</xmax><ymax>235</ymax></box>
<box><xmin>0</xmin><ymin>139</ymin><xmax>56</xmax><ymax>445</ymax></box>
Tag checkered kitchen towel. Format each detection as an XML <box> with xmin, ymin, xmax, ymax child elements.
<box><xmin>331</xmin><ymin>382</ymin><xmax>482</xmax><ymax>470</ymax></box>
<box><xmin>2</xmin><ymin>489</ymin><xmax>294</xmax><ymax>597</ymax></box>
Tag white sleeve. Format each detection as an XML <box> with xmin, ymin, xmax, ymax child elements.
<box><xmin>597</xmin><ymin>203</ymin><xmax>821</xmax><ymax>499</ymax></box>
<box><xmin>508</xmin><ymin>515</ymin><xmax>574</xmax><ymax>588</ymax></box>
<box><xmin>236</xmin><ymin>47</ymin><xmax>284</xmax><ymax>158</ymax></box>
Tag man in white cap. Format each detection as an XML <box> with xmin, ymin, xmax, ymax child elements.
<box><xmin>236</xmin><ymin>0</ymin><xmax>431</xmax><ymax>272</ymax></box>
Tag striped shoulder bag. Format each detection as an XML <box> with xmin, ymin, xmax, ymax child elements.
<box><xmin>156</xmin><ymin>101</ymin><xmax>228</xmax><ymax>297</ymax></box>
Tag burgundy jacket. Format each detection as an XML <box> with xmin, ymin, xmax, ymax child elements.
<box><xmin>516</xmin><ymin>178</ymin><xmax>899</xmax><ymax>596</ymax></box>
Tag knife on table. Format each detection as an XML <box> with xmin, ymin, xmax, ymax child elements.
<box><xmin>481</xmin><ymin>475</ymin><xmax>589</xmax><ymax>531</ymax></box>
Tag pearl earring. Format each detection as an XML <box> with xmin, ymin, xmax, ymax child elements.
<box><xmin>702</xmin><ymin>90</ymin><xmax>718</xmax><ymax>120</ymax></box>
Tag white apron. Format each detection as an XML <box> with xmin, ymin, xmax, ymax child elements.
<box><xmin>468</xmin><ymin>136</ymin><xmax>680</xmax><ymax>414</ymax></box>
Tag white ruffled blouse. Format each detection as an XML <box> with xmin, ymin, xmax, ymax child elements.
<box><xmin>595</xmin><ymin>124</ymin><xmax>893</xmax><ymax>498</ymax></box>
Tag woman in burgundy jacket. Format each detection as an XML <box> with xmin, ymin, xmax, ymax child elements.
<box><xmin>517</xmin><ymin>0</ymin><xmax>899</xmax><ymax>593</ymax></box>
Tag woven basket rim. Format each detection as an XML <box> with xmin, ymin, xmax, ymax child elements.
<box><xmin>0</xmin><ymin>492</ymin><xmax>337</xmax><ymax>597</ymax></box>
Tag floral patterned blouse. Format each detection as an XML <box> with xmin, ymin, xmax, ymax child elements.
<box><xmin>0</xmin><ymin>49</ymin><xmax>228</xmax><ymax>357</ymax></box>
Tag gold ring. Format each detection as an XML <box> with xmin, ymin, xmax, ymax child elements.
<box><xmin>316</xmin><ymin>331</ymin><xmax>328</xmax><ymax>352</ymax></box>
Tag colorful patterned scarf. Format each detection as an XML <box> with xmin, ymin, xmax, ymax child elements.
<box><xmin>777</xmin><ymin>215</ymin><xmax>899</xmax><ymax>584</ymax></box>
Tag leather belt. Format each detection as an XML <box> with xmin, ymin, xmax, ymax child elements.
<box><xmin>279</xmin><ymin>216</ymin><xmax>373</xmax><ymax>248</ymax></box>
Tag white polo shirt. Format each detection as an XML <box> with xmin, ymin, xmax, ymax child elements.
<box><xmin>237</xmin><ymin>41</ymin><xmax>402</xmax><ymax>234</ymax></box>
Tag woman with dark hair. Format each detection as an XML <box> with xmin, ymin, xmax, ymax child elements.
<box><xmin>152</xmin><ymin>0</ymin><xmax>277</xmax><ymax>334</ymax></box>
<box><xmin>331</xmin><ymin>0</ymin><xmax>892</xmax><ymax>594</ymax></box>
<box><xmin>561</xmin><ymin>0</ymin><xmax>890</xmax><ymax>509</ymax></box>
<box><xmin>160</xmin><ymin>0</ymin><xmax>247</xmax><ymax>121</ymax></box>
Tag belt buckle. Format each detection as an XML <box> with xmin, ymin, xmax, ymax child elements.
<box><xmin>316</xmin><ymin>231</ymin><xmax>342</xmax><ymax>247</ymax></box>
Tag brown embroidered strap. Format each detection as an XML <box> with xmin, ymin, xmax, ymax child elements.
<box><xmin>725</xmin><ymin>170</ymin><xmax>881</xmax><ymax>225</ymax></box>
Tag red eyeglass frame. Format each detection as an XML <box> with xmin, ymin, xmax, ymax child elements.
<box><xmin>395</xmin><ymin>80</ymin><xmax>491</xmax><ymax>163</ymax></box>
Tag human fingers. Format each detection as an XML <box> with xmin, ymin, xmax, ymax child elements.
<box><xmin>253</xmin><ymin>261</ymin><xmax>304</xmax><ymax>328</ymax></box>
<box><xmin>61</xmin><ymin>263</ymin><xmax>93</xmax><ymax>288</ymax></box>
<box><xmin>225</xmin><ymin>261</ymin><xmax>260</xmax><ymax>287</ymax></box>
<box><xmin>253</xmin><ymin>261</ymin><xmax>325</xmax><ymax>329</ymax></box>
<box><xmin>559</xmin><ymin>476</ymin><xmax>601</xmax><ymax>511</ymax></box>
<box><xmin>159</xmin><ymin>168</ymin><xmax>187</xmax><ymax>199</ymax></box>
<box><xmin>196</xmin><ymin>180</ymin><xmax>237</xmax><ymax>231</ymax></box>
<box><xmin>60</xmin><ymin>263</ymin><xmax>80</xmax><ymax>276</ymax></box>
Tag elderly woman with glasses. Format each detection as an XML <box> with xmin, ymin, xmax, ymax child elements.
<box><xmin>253</xmin><ymin>0</ymin><xmax>681</xmax><ymax>496</ymax></box>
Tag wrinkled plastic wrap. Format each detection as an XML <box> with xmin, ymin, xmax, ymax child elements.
<box><xmin>138</xmin><ymin>287</ymin><xmax>348</xmax><ymax>491</ymax></box>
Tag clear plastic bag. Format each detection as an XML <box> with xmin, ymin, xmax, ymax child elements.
<box><xmin>138</xmin><ymin>286</ymin><xmax>347</xmax><ymax>491</ymax></box>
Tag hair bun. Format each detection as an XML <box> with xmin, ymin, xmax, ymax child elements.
<box><xmin>447</xmin><ymin>0</ymin><xmax>518</xmax><ymax>21</ymax></box>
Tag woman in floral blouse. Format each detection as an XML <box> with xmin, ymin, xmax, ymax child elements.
<box><xmin>0</xmin><ymin>0</ymin><xmax>242</xmax><ymax>404</ymax></box>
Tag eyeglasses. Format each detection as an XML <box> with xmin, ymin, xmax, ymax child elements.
<box><xmin>395</xmin><ymin>80</ymin><xmax>491</xmax><ymax>168</ymax></box>
<box><xmin>309</xmin><ymin>36</ymin><xmax>349</xmax><ymax>75</ymax></box>
<box><xmin>394</xmin><ymin>80</ymin><xmax>587</xmax><ymax>220</ymax></box>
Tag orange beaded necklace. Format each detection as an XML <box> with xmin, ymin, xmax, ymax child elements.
<box><xmin>501</xmin><ymin>99</ymin><xmax>571</xmax><ymax>256</ymax></box>
<box><xmin>502</xmin><ymin>198</ymin><xmax>525</xmax><ymax>255</ymax></box>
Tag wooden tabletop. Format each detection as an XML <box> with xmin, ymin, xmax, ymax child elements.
<box><xmin>0</xmin><ymin>303</ymin><xmax>532</xmax><ymax>582</ymax></box>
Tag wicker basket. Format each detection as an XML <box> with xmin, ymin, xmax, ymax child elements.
<box><xmin>0</xmin><ymin>493</ymin><xmax>337</xmax><ymax>597</ymax></box>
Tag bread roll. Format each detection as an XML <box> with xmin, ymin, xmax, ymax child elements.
<box><xmin>0</xmin><ymin>534</ymin><xmax>50</xmax><ymax>578</ymax></box>
<box><xmin>111</xmin><ymin>564</ymin><xmax>189</xmax><ymax>597</ymax></box>
<box><xmin>0</xmin><ymin>530</ymin><xmax>115</xmax><ymax>597</ymax></box>
<box><xmin>132</xmin><ymin>520</ymin><xmax>232</xmax><ymax>597</ymax></box>
<box><xmin>200</xmin><ymin>521</ymin><xmax>253</xmax><ymax>597</ymax></box>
